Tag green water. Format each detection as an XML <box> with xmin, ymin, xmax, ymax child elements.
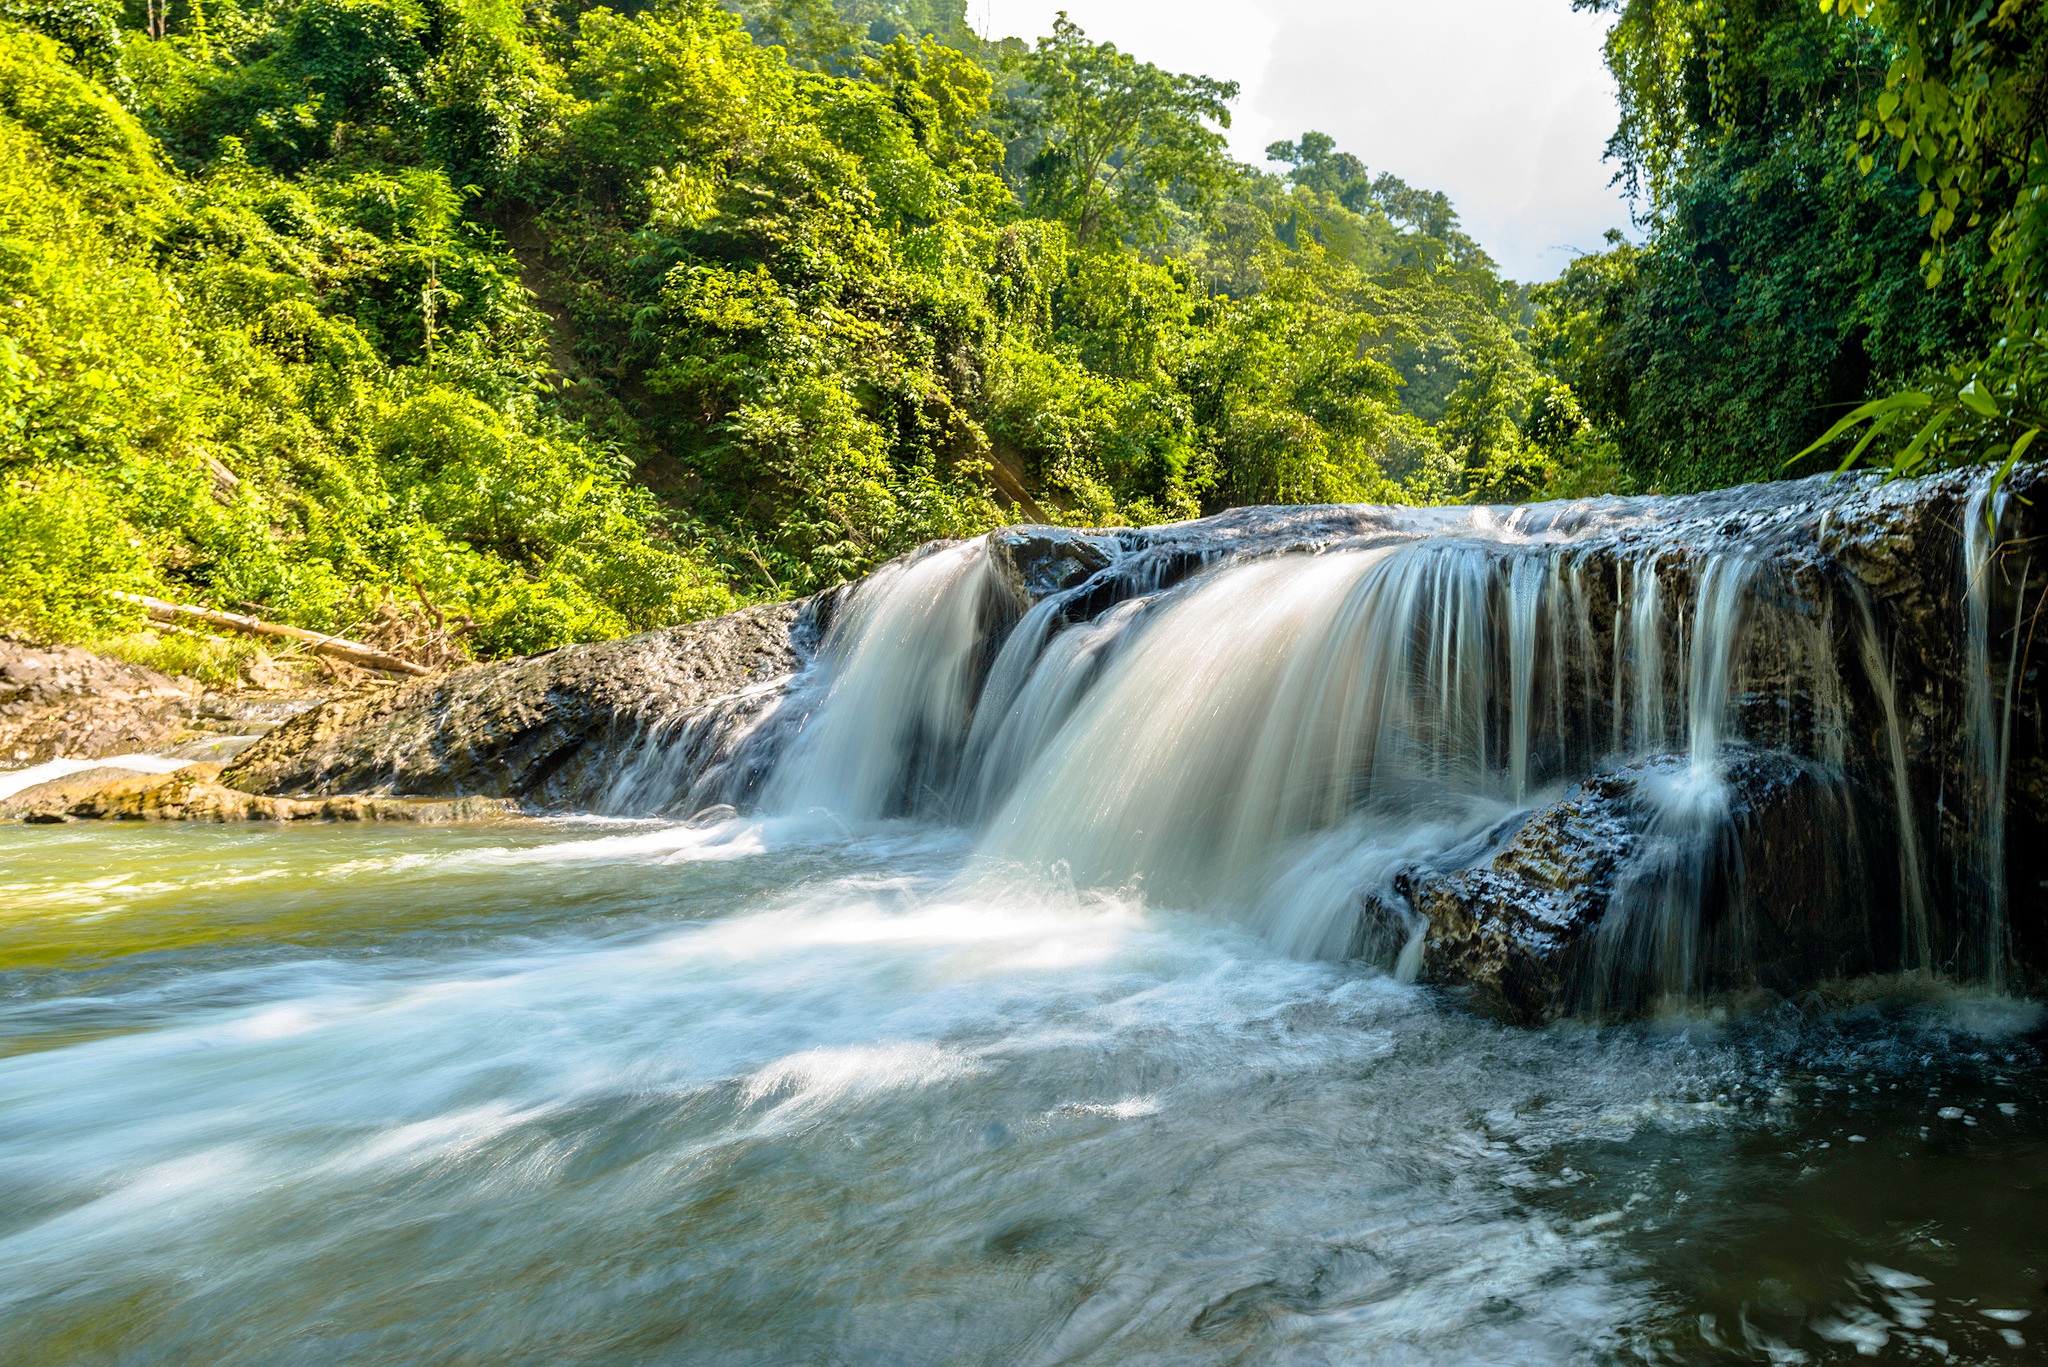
<box><xmin>0</xmin><ymin>819</ymin><xmax>2042</xmax><ymax>1364</ymax></box>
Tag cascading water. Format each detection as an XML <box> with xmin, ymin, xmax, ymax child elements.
<box><xmin>744</xmin><ymin>468</ymin><xmax>2037</xmax><ymax>1009</ymax></box>
<box><xmin>1963</xmin><ymin>475</ymin><xmax>2026</xmax><ymax>986</ymax></box>
<box><xmin>4</xmin><ymin>470</ymin><xmax>2043</xmax><ymax>1366</ymax></box>
<box><xmin>766</xmin><ymin>542</ymin><xmax>1000</xmax><ymax>822</ymax></box>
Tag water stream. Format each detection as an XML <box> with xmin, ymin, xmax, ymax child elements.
<box><xmin>1</xmin><ymin>822</ymin><xmax>2043</xmax><ymax>1365</ymax></box>
<box><xmin>2</xmin><ymin>473</ymin><xmax>2042</xmax><ymax>1362</ymax></box>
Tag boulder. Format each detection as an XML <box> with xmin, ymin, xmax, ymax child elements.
<box><xmin>1397</xmin><ymin>751</ymin><xmax>1877</xmax><ymax>1022</ymax></box>
<box><xmin>985</xmin><ymin>526</ymin><xmax>1116</xmax><ymax>601</ymax></box>
<box><xmin>224</xmin><ymin>600</ymin><xmax>821</xmax><ymax>809</ymax></box>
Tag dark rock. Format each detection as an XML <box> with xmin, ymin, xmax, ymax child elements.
<box><xmin>1398</xmin><ymin>771</ymin><xmax>1640</xmax><ymax>1023</ymax></box>
<box><xmin>1400</xmin><ymin>751</ymin><xmax>1876</xmax><ymax>1023</ymax></box>
<box><xmin>224</xmin><ymin>600</ymin><xmax>819</xmax><ymax>809</ymax></box>
<box><xmin>986</xmin><ymin>526</ymin><xmax>1116</xmax><ymax>601</ymax></box>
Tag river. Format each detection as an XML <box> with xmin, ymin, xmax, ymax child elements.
<box><xmin>1</xmin><ymin>816</ymin><xmax>2042</xmax><ymax>1364</ymax></box>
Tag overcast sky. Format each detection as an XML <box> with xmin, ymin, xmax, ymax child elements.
<box><xmin>975</xmin><ymin>0</ymin><xmax>1635</xmax><ymax>282</ymax></box>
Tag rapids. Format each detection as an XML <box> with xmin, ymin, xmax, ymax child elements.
<box><xmin>1</xmin><ymin>821</ymin><xmax>2044</xmax><ymax>1364</ymax></box>
<box><xmin>4</xmin><ymin>469</ymin><xmax>2045</xmax><ymax>1361</ymax></box>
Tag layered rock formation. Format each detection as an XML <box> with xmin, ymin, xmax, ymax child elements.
<box><xmin>1</xmin><ymin>640</ymin><xmax>202</xmax><ymax>765</ymax></box>
<box><xmin>223</xmin><ymin>600</ymin><xmax>824</xmax><ymax>809</ymax></box>
<box><xmin>1</xmin><ymin>763</ymin><xmax>515</xmax><ymax>824</ymax></box>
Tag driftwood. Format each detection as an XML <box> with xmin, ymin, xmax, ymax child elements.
<box><xmin>109</xmin><ymin>592</ymin><xmax>434</xmax><ymax>677</ymax></box>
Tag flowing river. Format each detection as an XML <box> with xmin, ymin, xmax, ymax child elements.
<box><xmin>5</xmin><ymin>473</ymin><xmax>2046</xmax><ymax>1363</ymax></box>
<box><xmin>1</xmin><ymin>817</ymin><xmax>2043</xmax><ymax>1364</ymax></box>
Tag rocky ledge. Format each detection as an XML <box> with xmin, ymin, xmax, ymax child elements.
<box><xmin>1</xmin><ymin>763</ymin><xmax>516</xmax><ymax>824</ymax></box>
<box><xmin>222</xmin><ymin>600</ymin><xmax>822</xmax><ymax>808</ymax></box>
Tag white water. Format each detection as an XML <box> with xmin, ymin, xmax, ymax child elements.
<box><xmin>1963</xmin><ymin>474</ymin><xmax>2023</xmax><ymax>986</ymax></box>
<box><xmin>767</xmin><ymin>542</ymin><xmax>997</xmax><ymax>822</ymax></box>
<box><xmin>765</xmin><ymin>506</ymin><xmax>1932</xmax><ymax>1000</ymax></box>
<box><xmin>3</xmin><ymin>818</ymin><xmax>2042</xmax><ymax>1365</ymax></box>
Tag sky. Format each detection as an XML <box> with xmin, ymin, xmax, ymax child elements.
<box><xmin>974</xmin><ymin>0</ymin><xmax>1636</xmax><ymax>283</ymax></box>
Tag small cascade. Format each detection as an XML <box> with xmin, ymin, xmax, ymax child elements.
<box><xmin>765</xmin><ymin>542</ymin><xmax>1000</xmax><ymax>822</ymax></box>
<box><xmin>1685</xmin><ymin>555</ymin><xmax>1757</xmax><ymax>771</ymax></box>
<box><xmin>1588</xmin><ymin>555</ymin><xmax>1758</xmax><ymax>1005</ymax></box>
<box><xmin>1623</xmin><ymin>554</ymin><xmax>1669</xmax><ymax>753</ymax></box>
<box><xmin>711</xmin><ymin>467</ymin><xmax>2039</xmax><ymax>1012</ymax></box>
<box><xmin>1963</xmin><ymin>475</ymin><xmax>2011</xmax><ymax>984</ymax></box>
<box><xmin>956</xmin><ymin>593</ymin><xmax>1152</xmax><ymax>822</ymax></box>
<box><xmin>1849</xmin><ymin>587</ymin><xmax>1933</xmax><ymax>968</ymax></box>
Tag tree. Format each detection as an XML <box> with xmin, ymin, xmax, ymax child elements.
<box><xmin>1556</xmin><ymin>0</ymin><xmax>1995</xmax><ymax>491</ymax></box>
<box><xmin>1796</xmin><ymin>0</ymin><xmax>2046</xmax><ymax>485</ymax></box>
<box><xmin>1007</xmin><ymin>15</ymin><xmax>1238</xmax><ymax>248</ymax></box>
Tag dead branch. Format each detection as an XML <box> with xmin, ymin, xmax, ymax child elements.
<box><xmin>110</xmin><ymin>592</ymin><xmax>434</xmax><ymax>676</ymax></box>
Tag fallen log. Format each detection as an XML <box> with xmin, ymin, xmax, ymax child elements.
<box><xmin>109</xmin><ymin>592</ymin><xmax>434</xmax><ymax>677</ymax></box>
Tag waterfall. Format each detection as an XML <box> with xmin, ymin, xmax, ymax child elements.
<box><xmin>731</xmin><ymin>470</ymin><xmax>2029</xmax><ymax>1007</ymax></box>
<box><xmin>1961</xmin><ymin>471</ymin><xmax>2030</xmax><ymax>987</ymax></box>
<box><xmin>1685</xmin><ymin>555</ymin><xmax>1756</xmax><ymax>772</ymax></box>
<box><xmin>1625</xmin><ymin>555</ymin><xmax>1668</xmax><ymax>753</ymax></box>
<box><xmin>1849</xmin><ymin>587</ymin><xmax>1933</xmax><ymax>969</ymax></box>
<box><xmin>765</xmin><ymin>542</ymin><xmax>1000</xmax><ymax>822</ymax></box>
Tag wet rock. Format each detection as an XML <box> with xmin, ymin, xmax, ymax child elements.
<box><xmin>224</xmin><ymin>600</ymin><xmax>820</xmax><ymax>808</ymax></box>
<box><xmin>1401</xmin><ymin>751</ymin><xmax>1875</xmax><ymax>1023</ymax></box>
<box><xmin>986</xmin><ymin>527</ymin><xmax>1116</xmax><ymax>601</ymax></box>
<box><xmin>1398</xmin><ymin>772</ymin><xmax>1641</xmax><ymax>1023</ymax></box>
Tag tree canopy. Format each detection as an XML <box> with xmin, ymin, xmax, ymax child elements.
<box><xmin>0</xmin><ymin>0</ymin><xmax>1584</xmax><ymax>669</ymax></box>
<box><xmin>1537</xmin><ymin>0</ymin><xmax>2043</xmax><ymax>492</ymax></box>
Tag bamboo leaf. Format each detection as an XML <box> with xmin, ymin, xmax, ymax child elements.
<box><xmin>1889</xmin><ymin>407</ymin><xmax>1953</xmax><ymax>476</ymax></box>
<box><xmin>1790</xmin><ymin>391</ymin><xmax>1935</xmax><ymax>466</ymax></box>
<box><xmin>1834</xmin><ymin>408</ymin><xmax>1902</xmax><ymax>477</ymax></box>
<box><xmin>1986</xmin><ymin>428</ymin><xmax>2040</xmax><ymax>532</ymax></box>
<box><xmin>1958</xmin><ymin>380</ymin><xmax>2000</xmax><ymax>416</ymax></box>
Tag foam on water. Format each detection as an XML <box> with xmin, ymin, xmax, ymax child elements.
<box><xmin>1</xmin><ymin>810</ymin><xmax>2043</xmax><ymax>1363</ymax></box>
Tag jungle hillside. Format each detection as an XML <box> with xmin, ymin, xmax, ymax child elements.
<box><xmin>0</xmin><ymin>0</ymin><xmax>2040</xmax><ymax>675</ymax></box>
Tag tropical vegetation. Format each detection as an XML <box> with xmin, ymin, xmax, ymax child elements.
<box><xmin>0</xmin><ymin>0</ymin><xmax>2038</xmax><ymax>672</ymax></box>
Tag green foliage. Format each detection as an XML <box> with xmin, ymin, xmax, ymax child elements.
<box><xmin>1797</xmin><ymin>0</ymin><xmax>2046</xmax><ymax>488</ymax></box>
<box><xmin>1561</xmin><ymin>0</ymin><xmax>2040</xmax><ymax>493</ymax></box>
<box><xmin>1006</xmin><ymin>16</ymin><xmax>1239</xmax><ymax>249</ymax></box>
<box><xmin>0</xmin><ymin>468</ymin><xmax>155</xmax><ymax>640</ymax></box>
<box><xmin>0</xmin><ymin>17</ymin><xmax>734</xmax><ymax>659</ymax></box>
<box><xmin>0</xmin><ymin>0</ymin><xmax>1594</xmax><ymax>671</ymax></box>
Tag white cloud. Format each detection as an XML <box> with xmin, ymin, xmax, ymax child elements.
<box><xmin>976</xmin><ymin>0</ymin><xmax>1635</xmax><ymax>281</ymax></box>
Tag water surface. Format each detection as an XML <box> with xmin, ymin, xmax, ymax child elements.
<box><xmin>0</xmin><ymin>820</ymin><xmax>2042</xmax><ymax>1365</ymax></box>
